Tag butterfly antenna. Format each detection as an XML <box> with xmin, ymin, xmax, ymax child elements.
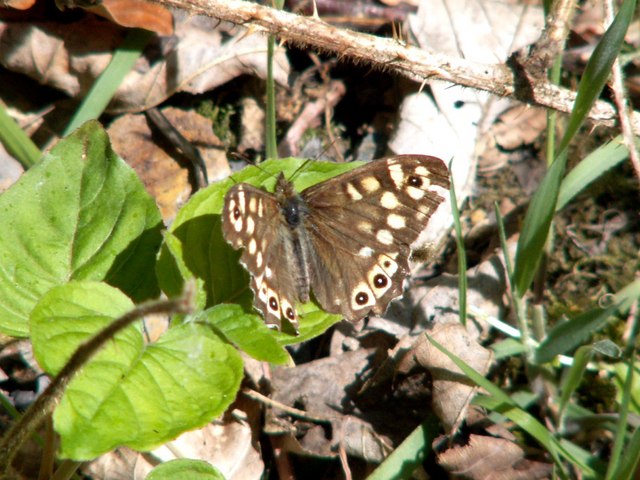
<box><xmin>229</xmin><ymin>151</ymin><xmax>281</xmax><ymax>185</ymax></box>
<box><xmin>288</xmin><ymin>135</ymin><xmax>345</xmax><ymax>183</ymax></box>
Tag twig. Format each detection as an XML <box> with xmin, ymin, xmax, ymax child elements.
<box><xmin>604</xmin><ymin>0</ymin><xmax>640</xmax><ymax>182</ymax></box>
<box><xmin>243</xmin><ymin>388</ymin><xmax>334</xmax><ymax>423</ymax></box>
<box><xmin>149</xmin><ymin>0</ymin><xmax>640</xmax><ymax>132</ymax></box>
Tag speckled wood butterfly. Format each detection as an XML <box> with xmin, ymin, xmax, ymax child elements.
<box><xmin>222</xmin><ymin>155</ymin><xmax>450</xmax><ymax>331</ymax></box>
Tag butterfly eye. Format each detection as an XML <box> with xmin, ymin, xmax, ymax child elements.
<box><xmin>233</xmin><ymin>207</ymin><xmax>241</xmax><ymax>220</ymax></box>
<box><xmin>355</xmin><ymin>292</ymin><xmax>369</xmax><ymax>305</ymax></box>
<box><xmin>373</xmin><ymin>274</ymin><xmax>388</xmax><ymax>288</ymax></box>
<box><xmin>408</xmin><ymin>175</ymin><xmax>422</xmax><ymax>187</ymax></box>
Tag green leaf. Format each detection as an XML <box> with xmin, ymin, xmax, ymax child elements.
<box><xmin>63</xmin><ymin>29</ymin><xmax>153</xmax><ymax>136</ymax></box>
<box><xmin>201</xmin><ymin>304</ymin><xmax>291</xmax><ymax>364</ymax></box>
<box><xmin>556</xmin><ymin>136</ymin><xmax>630</xmax><ymax>211</ymax></box>
<box><xmin>31</xmin><ymin>281</ymin><xmax>243</xmax><ymax>460</ymax></box>
<box><xmin>514</xmin><ymin>0</ymin><xmax>635</xmax><ymax>296</ymax></box>
<box><xmin>0</xmin><ymin>102</ymin><xmax>41</xmax><ymax>169</ymax></box>
<box><xmin>513</xmin><ymin>151</ymin><xmax>568</xmax><ymax>296</ymax></box>
<box><xmin>367</xmin><ymin>416</ymin><xmax>439</xmax><ymax>480</ymax></box>
<box><xmin>535</xmin><ymin>279</ymin><xmax>640</xmax><ymax>364</ymax></box>
<box><xmin>158</xmin><ymin>158</ymin><xmax>359</xmax><ymax>339</ymax></box>
<box><xmin>0</xmin><ymin>120</ymin><xmax>162</xmax><ymax>337</ymax></box>
<box><xmin>31</xmin><ymin>281</ymin><xmax>138</xmax><ymax>375</ymax></box>
<box><xmin>146</xmin><ymin>459</ymin><xmax>225</xmax><ymax>480</ymax></box>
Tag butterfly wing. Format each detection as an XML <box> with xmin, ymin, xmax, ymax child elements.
<box><xmin>222</xmin><ymin>183</ymin><xmax>301</xmax><ymax>330</ymax></box>
<box><xmin>301</xmin><ymin>155</ymin><xmax>450</xmax><ymax>321</ymax></box>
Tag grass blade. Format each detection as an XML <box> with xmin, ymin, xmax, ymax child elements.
<box><xmin>63</xmin><ymin>29</ymin><xmax>153</xmax><ymax>136</ymax></box>
<box><xmin>514</xmin><ymin>0</ymin><xmax>636</xmax><ymax>296</ymax></box>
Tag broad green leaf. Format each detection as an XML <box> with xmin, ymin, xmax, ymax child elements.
<box><xmin>201</xmin><ymin>304</ymin><xmax>290</xmax><ymax>364</ymax></box>
<box><xmin>158</xmin><ymin>158</ymin><xmax>359</xmax><ymax>339</ymax></box>
<box><xmin>31</xmin><ymin>282</ymin><xmax>243</xmax><ymax>460</ymax></box>
<box><xmin>146</xmin><ymin>459</ymin><xmax>225</xmax><ymax>480</ymax></box>
<box><xmin>558</xmin><ymin>345</ymin><xmax>594</xmax><ymax>421</ymax></box>
<box><xmin>535</xmin><ymin>279</ymin><xmax>640</xmax><ymax>364</ymax></box>
<box><xmin>0</xmin><ymin>120</ymin><xmax>162</xmax><ymax>337</ymax></box>
<box><xmin>31</xmin><ymin>281</ymin><xmax>138</xmax><ymax>375</ymax></box>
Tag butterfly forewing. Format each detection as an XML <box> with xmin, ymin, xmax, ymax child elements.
<box><xmin>221</xmin><ymin>155</ymin><xmax>450</xmax><ymax>331</ymax></box>
<box><xmin>301</xmin><ymin>155</ymin><xmax>449</xmax><ymax>320</ymax></box>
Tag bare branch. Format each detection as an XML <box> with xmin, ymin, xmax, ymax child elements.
<box><xmin>150</xmin><ymin>0</ymin><xmax>640</xmax><ymax>131</ymax></box>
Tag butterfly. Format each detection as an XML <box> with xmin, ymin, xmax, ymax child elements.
<box><xmin>222</xmin><ymin>155</ymin><xmax>450</xmax><ymax>331</ymax></box>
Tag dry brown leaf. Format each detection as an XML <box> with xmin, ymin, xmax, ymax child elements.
<box><xmin>0</xmin><ymin>0</ymin><xmax>35</xmax><ymax>9</ymax></box>
<box><xmin>414</xmin><ymin>324</ymin><xmax>493</xmax><ymax>433</ymax></box>
<box><xmin>438</xmin><ymin>434</ymin><xmax>552</xmax><ymax>479</ymax></box>
<box><xmin>108</xmin><ymin>107</ymin><xmax>228</xmax><ymax>222</ymax></box>
<box><xmin>0</xmin><ymin>14</ymin><xmax>290</xmax><ymax>113</ymax></box>
<box><xmin>267</xmin><ymin>348</ymin><xmax>413</xmax><ymax>462</ymax></box>
<box><xmin>83</xmin><ymin>411</ymin><xmax>263</xmax><ymax>479</ymax></box>
<box><xmin>85</xmin><ymin>0</ymin><xmax>174</xmax><ymax>35</ymax></box>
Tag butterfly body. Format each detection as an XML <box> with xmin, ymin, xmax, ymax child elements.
<box><xmin>222</xmin><ymin>155</ymin><xmax>450</xmax><ymax>331</ymax></box>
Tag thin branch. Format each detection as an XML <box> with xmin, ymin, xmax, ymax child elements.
<box><xmin>243</xmin><ymin>388</ymin><xmax>335</xmax><ymax>423</ymax></box>
<box><xmin>149</xmin><ymin>0</ymin><xmax>640</xmax><ymax>132</ymax></box>
<box><xmin>604</xmin><ymin>0</ymin><xmax>640</xmax><ymax>182</ymax></box>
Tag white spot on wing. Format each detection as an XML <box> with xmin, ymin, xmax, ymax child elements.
<box><xmin>358</xmin><ymin>246</ymin><xmax>374</xmax><ymax>257</ymax></box>
<box><xmin>360</xmin><ymin>176</ymin><xmax>381</xmax><ymax>193</ymax></box>
<box><xmin>346</xmin><ymin>183</ymin><xmax>362</xmax><ymax>200</ymax></box>
<box><xmin>376</xmin><ymin>229</ymin><xmax>393</xmax><ymax>245</ymax></box>
<box><xmin>248</xmin><ymin>238</ymin><xmax>257</xmax><ymax>254</ymax></box>
<box><xmin>379</xmin><ymin>254</ymin><xmax>399</xmax><ymax>276</ymax></box>
<box><xmin>389</xmin><ymin>163</ymin><xmax>404</xmax><ymax>188</ymax></box>
<box><xmin>256</xmin><ymin>252</ymin><xmax>263</xmax><ymax>268</ymax></box>
<box><xmin>266</xmin><ymin>266</ymin><xmax>273</xmax><ymax>278</ymax></box>
<box><xmin>246</xmin><ymin>216</ymin><xmax>255</xmax><ymax>235</ymax></box>
<box><xmin>415</xmin><ymin>166</ymin><xmax>429</xmax><ymax>177</ymax></box>
<box><xmin>380</xmin><ymin>192</ymin><xmax>399</xmax><ymax>210</ymax></box>
<box><xmin>358</xmin><ymin>221</ymin><xmax>373</xmax><ymax>233</ymax></box>
<box><xmin>387</xmin><ymin>213</ymin><xmax>405</xmax><ymax>229</ymax></box>
<box><xmin>407</xmin><ymin>186</ymin><xmax>425</xmax><ymax>200</ymax></box>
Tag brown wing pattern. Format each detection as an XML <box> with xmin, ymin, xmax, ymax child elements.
<box><xmin>222</xmin><ymin>183</ymin><xmax>301</xmax><ymax>330</ymax></box>
<box><xmin>301</xmin><ymin>155</ymin><xmax>450</xmax><ymax>321</ymax></box>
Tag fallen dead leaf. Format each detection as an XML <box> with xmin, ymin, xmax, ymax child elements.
<box><xmin>438</xmin><ymin>434</ymin><xmax>552</xmax><ymax>479</ymax></box>
<box><xmin>0</xmin><ymin>13</ymin><xmax>290</xmax><ymax>113</ymax></box>
<box><xmin>266</xmin><ymin>347</ymin><xmax>421</xmax><ymax>463</ymax></box>
<box><xmin>108</xmin><ymin>106</ymin><xmax>228</xmax><ymax>222</ymax></box>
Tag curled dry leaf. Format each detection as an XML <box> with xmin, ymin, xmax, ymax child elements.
<box><xmin>84</xmin><ymin>0</ymin><xmax>174</xmax><ymax>35</ymax></box>
<box><xmin>83</xmin><ymin>406</ymin><xmax>264</xmax><ymax>479</ymax></box>
<box><xmin>438</xmin><ymin>434</ymin><xmax>553</xmax><ymax>479</ymax></box>
<box><xmin>414</xmin><ymin>324</ymin><xmax>493</xmax><ymax>433</ymax></box>
<box><xmin>0</xmin><ymin>0</ymin><xmax>35</xmax><ymax>9</ymax></box>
